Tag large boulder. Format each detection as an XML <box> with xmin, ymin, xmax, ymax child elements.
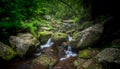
<box><xmin>95</xmin><ymin>48</ymin><xmax>120</xmax><ymax>64</ymax></box>
<box><xmin>0</xmin><ymin>42</ymin><xmax>16</xmax><ymax>60</ymax></box>
<box><xmin>70</xmin><ymin>23</ymin><xmax>103</xmax><ymax>49</ymax></box>
<box><xmin>95</xmin><ymin>48</ymin><xmax>120</xmax><ymax>69</ymax></box>
<box><xmin>9</xmin><ymin>33</ymin><xmax>40</xmax><ymax>57</ymax></box>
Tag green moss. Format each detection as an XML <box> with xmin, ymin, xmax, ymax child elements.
<box><xmin>33</xmin><ymin>54</ymin><xmax>57</xmax><ymax>67</ymax></box>
<box><xmin>78</xmin><ymin>49</ymin><xmax>90</xmax><ymax>58</ymax></box>
<box><xmin>74</xmin><ymin>60</ymin><xmax>79</xmax><ymax>67</ymax></box>
<box><xmin>0</xmin><ymin>43</ymin><xmax>16</xmax><ymax>60</ymax></box>
<box><xmin>51</xmin><ymin>33</ymin><xmax>68</xmax><ymax>42</ymax></box>
<box><xmin>37</xmin><ymin>31</ymin><xmax>52</xmax><ymax>44</ymax></box>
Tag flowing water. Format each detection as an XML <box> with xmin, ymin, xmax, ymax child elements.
<box><xmin>40</xmin><ymin>38</ymin><xmax>54</xmax><ymax>49</ymax></box>
<box><xmin>34</xmin><ymin>38</ymin><xmax>54</xmax><ymax>56</ymax></box>
<box><xmin>60</xmin><ymin>35</ymin><xmax>77</xmax><ymax>61</ymax></box>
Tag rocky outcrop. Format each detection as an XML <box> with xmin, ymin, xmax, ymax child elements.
<box><xmin>0</xmin><ymin>42</ymin><xmax>16</xmax><ymax>60</ymax></box>
<box><xmin>9</xmin><ymin>33</ymin><xmax>40</xmax><ymax>57</ymax></box>
<box><xmin>70</xmin><ymin>23</ymin><xmax>103</xmax><ymax>49</ymax></box>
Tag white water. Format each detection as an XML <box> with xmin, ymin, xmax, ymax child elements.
<box><xmin>68</xmin><ymin>35</ymin><xmax>72</xmax><ymax>41</ymax></box>
<box><xmin>34</xmin><ymin>52</ymin><xmax>41</xmax><ymax>56</ymax></box>
<box><xmin>60</xmin><ymin>45</ymin><xmax>77</xmax><ymax>61</ymax></box>
<box><xmin>60</xmin><ymin>35</ymin><xmax>77</xmax><ymax>61</ymax></box>
<box><xmin>40</xmin><ymin>38</ymin><xmax>54</xmax><ymax>49</ymax></box>
<box><xmin>34</xmin><ymin>38</ymin><xmax>54</xmax><ymax>56</ymax></box>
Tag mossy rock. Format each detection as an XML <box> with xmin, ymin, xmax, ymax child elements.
<box><xmin>78</xmin><ymin>49</ymin><xmax>99</xmax><ymax>59</ymax></box>
<box><xmin>33</xmin><ymin>54</ymin><xmax>58</xmax><ymax>67</ymax></box>
<box><xmin>37</xmin><ymin>31</ymin><xmax>52</xmax><ymax>44</ymax></box>
<box><xmin>82</xmin><ymin>59</ymin><xmax>103</xmax><ymax>69</ymax></box>
<box><xmin>51</xmin><ymin>33</ymin><xmax>68</xmax><ymax>43</ymax></box>
<box><xmin>0</xmin><ymin>42</ymin><xmax>16</xmax><ymax>60</ymax></box>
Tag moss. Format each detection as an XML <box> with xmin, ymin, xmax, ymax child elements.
<box><xmin>37</xmin><ymin>31</ymin><xmax>52</xmax><ymax>44</ymax></box>
<box><xmin>51</xmin><ymin>33</ymin><xmax>68</xmax><ymax>42</ymax></box>
<box><xmin>0</xmin><ymin>42</ymin><xmax>16</xmax><ymax>60</ymax></box>
<box><xmin>33</xmin><ymin>54</ymin><xmax>57</xmax><ymax>67</ymax></box>
<box><xmin>74</xmin><ymin>60</ymin><xmax>79</xmax><ymax>67</ymax></box>
<box><xmin>78</xmin><ymin>49</ymin><xmax>90</xmax><ymax>58</ymax></box>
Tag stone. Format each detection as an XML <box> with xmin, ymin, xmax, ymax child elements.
<box><xmin>9</xmin><ymin>33</ymin><xmax>40</xmax><ymax>57</ymax></box>
<box><xmin>0</xmin><ymin>42</ymin><xmax>16</xmax><ymax>60</ymax></box>
<box><xmin>70</xmin><ymin>24</ymin><xmax>103</xmax><ymax>49</ymax></box>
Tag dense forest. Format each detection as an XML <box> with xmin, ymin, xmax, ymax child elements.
<box><xmin>0</xmin><ymin>0</ymin><xmax>120</xmax><ymax>69</ymax></box>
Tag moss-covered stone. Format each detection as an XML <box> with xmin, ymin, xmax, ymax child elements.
<box><xmin>33</xmin><ymin>54</ymin><xmax>58</xmax><ymax>67</ymax></box>
<box><xmin>9</xmin><ymin>33</ymin><xmax>40</xmax><ymax>57</ymax></box>
<box><xmin>0</xmin><ymin>42</ymin><xmax>16</xmax><ymax>60</ymax></box>
<box><xmin>51</xmin><ymin>33</ymin><xmax>68</xmax><ymax>44</ymax></box>
<box><xmin>74</xmin><ymin>58</ymin><xmax>87</xmax><ymax>67</ymax></box>
<box><xmin>78</xmin><ymin>49</ymin><xmax>91</xmax><ymax>58</ymax></box>
<box><xmin>78</xmin><ymin>49</ymin><xmax>99</xmax><ymax>59</ymax></box>
<box><xmin>37</xmin><ymin>31</ymin><xmax>52</xmax><ymax>44</ymax></box>
<box><xmin>82</xmin><ymin>59</ymin><xmax>103</xmax><ymax>69</ymax></box>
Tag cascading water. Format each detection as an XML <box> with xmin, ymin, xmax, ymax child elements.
<box><xmin>60</xmin><ymin>35</ymin><xmax>77</xmax><ymax>61</ymax></box>
<box><xmin>34</xmin><ymin>38</ymin><xmax>54</xmax><ymax>56</ymax></box>
<box><xmin>40</xmin><ymin>38</ymin><xmax>54</xmax><ymax>49</ymax></box>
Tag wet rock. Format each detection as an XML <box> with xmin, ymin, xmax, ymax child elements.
<box><xmin>95</xmin><ymin>48</ymin><xmax>120</xmax><ymax>69</ymax></box>
<box><xmin>95</xmin><ymin>48</ymin><xmax>120</xmax><ymax>64</ymax></box>
<box><xmin>78</xmin><ymin>49</ymin><xmax>99</xmax><ymax>58</ymax></box>
<box><xmin>51</xmin><ymin>33</ymin><xmax>68</xmax><ymax>45</ymax></box>
<box><xmin>74</xmin><ymin>58</ymin><xmax>103</xmax><ymax>69</ymax></box>
<box><xmin>70</xmin><ymin>23</ymin><xmax>103</xmax><ymax>49</ymax></box>
<box><xmin>9</xmin><ymin>33</ymin><xmax>40</xmax><ymax>57</ymax></box>
<box><xmin>53</xmin><ymin>56</ymin><xmax>77</xmax><ymax>69</ymax></box>
<box><xmin>58</xmin><ymin>46</ymin><xmax>66</xmax><ymax>58</ymax></box>
<box><xmin>37</xmin><ymin>31</ymin><xmax>52</xmax><ymax>44</ymax></box>
<box><xmin>33</xmin><ymin>54</ymin><xmax>58</xmax><ymax>68</ymax></box>
<box><xmin>74</xmin><ymin>58</ymin><xmax>87</xmax><ymax>67</ymax></box>
<box><xmin>0</xmin><ymin>41</ymin><xmax>16</xmax><ymax>60</ymax></box>
<box><xmin>81</xmin><ymin>59</ymin><xmax>103</xmax><ymax>69</ymax></box>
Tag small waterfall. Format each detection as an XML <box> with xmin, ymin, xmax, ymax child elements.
<box><xmin>46</xmin><ymin>38</ymin><xmax>52</xmax><ymax>44</ymax></box>
<box><xmin>34</xmin><ymin>38</ymin><xmax>54</xmax><ymax>56</ymax></box>
<box><xmin>41</xmin><ymin>38</ymin><xmax>54</xmax><ymax>49</ymax></box>
<box><xmin>68</xmin><ymin>35</ymin><xmax>72</xmax><ymax>41</ymax></box>
<box><xmin>60</xmin><ymin>35</ymin><xmax>77</xmax><ymax>61</ymax></box>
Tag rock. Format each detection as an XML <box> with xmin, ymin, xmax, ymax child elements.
<box><xmin>41</xmin><ymin>43</ymin><xmax>59</xmax><ymax>57</ymax></box>
<box><xmin>81</xmin><ymin>59</ymin><xmax>103</xmax><ymax>69</ymax></box>
<box><xmin>9</xmin><ymin>33</ymin><xmax>40</xmax><ymax>57</ymax></box>
<box><xmin>33</xmin><ymin>54</ymin><xmax>58</xmax><ymax>68</ymax></box>
<box><xmin>74</xmin><ymin>58</ymin><xmax>87</xmax><ymax>67</ymax></box>
<box><xmin>74</xmin><ymin>58</ymin><xmax>103</xmax><ymax>69</ymax></box>
<box><xmin>95</xmin><ymin>48</ymin><xmax>120</xmax><ymax>64</ymax></box>
<box><xmin>37</xmin><ymin>31</ymin><xmax>52</xmax><ymax>44</ymax></box>
<box><xmin>78</xmin><ymin>49</ymin><xmax>99</xmax><ymax>58</ymax></box>
<box><xmin>53</xmin><ymin>57</ymin><xmax>77</xmax><ymax>69</ymax></box>
<box><xmin>58</xmin><ymin>46</ymin><xmax>66</xmax><ymax>58</ymax></box>
<box><xmin>9</xmin><ymin>59</ymin><xmax>48</xmax><ymax>69</ymax></box>
<box><xmin>95</xmin><ymin>48</ymin><xmax>120</xmax><ymax>69</ymax></box>
<box><xmin>0</xmin><ymin>42</ymin><xmax>16</xmax><ymax>60</ymax></box>
<box><xmin>70</xmin><ymin>23</ymin><xmax>103</xmax><ymax>49</ymax></box>
<box><xmin>51</xmin><ymin>33</ymin><xmax>68</xmax><ymax>45</ymax></box>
